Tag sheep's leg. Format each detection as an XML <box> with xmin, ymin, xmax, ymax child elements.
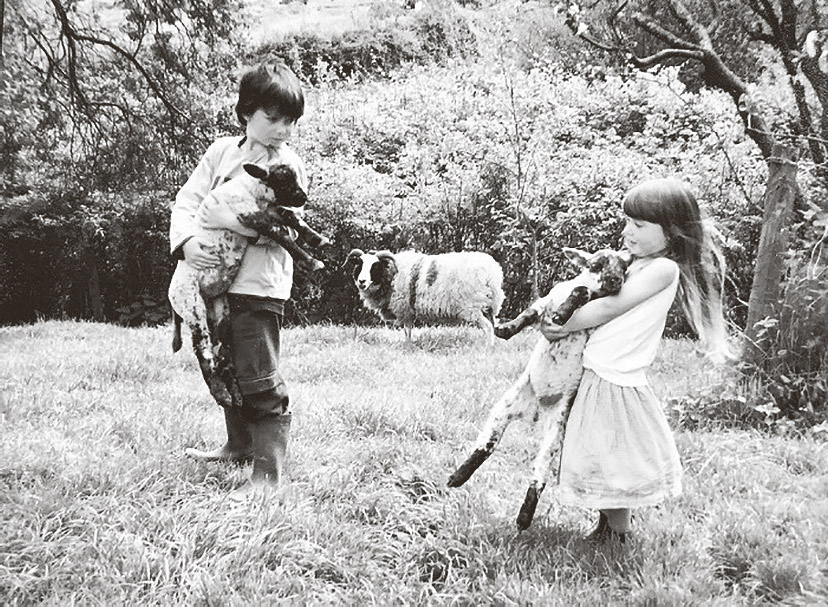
<box><xmin>473</xmin><ymin>308</ymin><xmax>496</xmax><ymax>344</ymax></box>
<box><xmin>448</xmin><ymin>372</ymin><xmax>536</xmax><ymax>487</ymax></box>
<box><xmin>516</xmin><ymin>390</ymin><xmax>577</xmax><ymax>531</ymax></box>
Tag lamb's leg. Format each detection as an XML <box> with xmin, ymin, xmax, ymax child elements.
<box><xmin>289</xmin><ymin>215</ymin><xmax>331</xmax><ymax>248</ymax></box>
<box><xmin>209</xmin><ymin>296</ymin><xmax>244</xmax><ymax>408</ymax></box>
<box><xmin>516</xmin><ymin>388</ymin><xmax>579</xmax><ymax>531</ymax></box>
<box><xmin>171</xmin><ymin>307</ymin><xmax>184</xmax><ymax>353</ymax></box>
<box><xmin>494</xmin><ymin>307</ymin><xmax>539</xmax><ymax>340</ymax></box>
<box><xmin>190</xmin><ymin>322</ymin><xmax>234</xmax><ymax>409</ymax></box>
<box><xmin>549</xmin><ymin>286</ymin><xmax>590</xmax><ymax>325</ymax></box>
<box><xmin>263</xmin><ymin>227</ymin><xmax>325</xmax><ymax>272</ymax></box>
<box><xmin>170</xmin><ymin>267</ymin><xmax>233</xmax><ymax>407</ymax></box>
<box><xmin>495</xmin><ymin>291</ymin><xmax>554</xmax><ymax>339</ymax></box>
<box><xmin>448</xmin><ymin>371</ymin><xmax>536</xmax><ymax>487</ymax></box>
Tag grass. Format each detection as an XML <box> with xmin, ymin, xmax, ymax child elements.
<box><xmin>1</xmin><ymin>321</ymin><xmax>826</xmax><ymax>605</ymax></box>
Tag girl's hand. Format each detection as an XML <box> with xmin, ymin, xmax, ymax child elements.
<box><xmin>183</xmin><ymin>237</ymin><xmax>220</xmax><ymax>271</ymax></box>
<box><xmin>538</xmin><ymin>315</ymin><xmax>570</xmax><ymax>342</ymax></box>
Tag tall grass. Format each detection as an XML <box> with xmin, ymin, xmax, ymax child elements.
<box><xmin>1</xmin><ymin>322</ymin><xmax>826</xmax><ymax>604</ymax></box>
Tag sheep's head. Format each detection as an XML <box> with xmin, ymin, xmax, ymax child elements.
<box><xmin>563</xmin><ymin>247</ymin><xmax>631</xmax><ymax>298</ymax></box>
<box><xmin>346</xmin><ymin>249</ymin><xmax>398</xmax><ymax>297</ymax></box>
<box><xmin>243</xmin><ymin>162</ymin><xmax>307</xmax><ymax>210</ymax></box>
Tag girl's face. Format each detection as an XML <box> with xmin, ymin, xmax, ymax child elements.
<box><xmin>622</xmin><ymin>215</ymin><xmax>668</xmax><ymax>258</ymax></box>
<box><xmin>245</xmin><ymin>108</ymin><xmax>296</xmax><ymax>148</ymax></box>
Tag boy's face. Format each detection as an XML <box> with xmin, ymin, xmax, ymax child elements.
<box><xmin>245</xmin><ymin>108</ymin><xmax>297</xmax><ymax>148</ymax></box>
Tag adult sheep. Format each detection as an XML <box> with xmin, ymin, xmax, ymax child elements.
<box><xmin>346</xmin><ymin>249</ymin><xmax>504</xmax><ymax>342</ymax></box>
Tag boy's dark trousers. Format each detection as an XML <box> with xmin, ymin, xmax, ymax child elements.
<box><xmin>186</xmin><ymin>295</ymin><xmax>291</xmax><ymax>486</ymax></box>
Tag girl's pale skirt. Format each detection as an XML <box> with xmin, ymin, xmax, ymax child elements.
<box><xmin>557</xmin><ymin>369</ymin><xmax>682</xmax><ymax>509</ymax></box>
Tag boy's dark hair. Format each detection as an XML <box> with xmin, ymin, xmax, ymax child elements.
<box><xmin>235</xmin><ymin>62</ymin><xmax>304</xmax><ymax>125</ymax></box>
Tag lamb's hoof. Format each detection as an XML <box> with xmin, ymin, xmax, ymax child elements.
<box><xmin>447</xmin><ymin>471</ymin><xmax>466</xmax><ymax>488</ymax></box>
<box><xmin>209</xmin><ymin>378</ymin><xmax>233</xmax><ymax>408</ymax></box>
<box><xmin>447</xmin><ymin>450</ymin><xmax>489</xmax><ymax>487</ymax></box>
<box><xmin>494</xmin><ymin>325</ymin><xmax>515</xmax><ymax>340</ymax></box>
<box><xmin>516</xmin><ymin>485</ymin><xmax>540</xmax><ymax>531</ymax></box>
<box><xmin>229</xmin><ymin>383</ymin><xmax>244</xmax><ymax>408</ymax></box>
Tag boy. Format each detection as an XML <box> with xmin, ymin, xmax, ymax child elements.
<box><xmin>170</xmin><ymin>61</ymin><xmax>306</xmax><ymax>499</ymax></box>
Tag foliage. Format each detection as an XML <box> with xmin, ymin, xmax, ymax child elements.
<box><xmin>296</xmin><ymin>63</ymin><xmax>763</xmax><ymax>323</ymax></box>
<box><xmin>249</xmin><ymin>0</ymin><xmax>477</xmax><ymax>84</ymax></box>
<box><xmin>740</xmin><ymin>209</ymin><xmax>828</xmax><ymax>426</ymax></box>
<box><xmin>0</xmin><ymin>190</ymin><xmax>173</xmax><ymax>324</ymax></box>
<box><xmin>0</xmin><ymin>0</ymin><xmax>245</xmax><ymax>196</ymax></box>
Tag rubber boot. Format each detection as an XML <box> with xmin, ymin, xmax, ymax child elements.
<box><xmin>185</xmin><ymin>407</ymin><xmax>253</xmax><ymax>463</ymax></box>
<box><xmin>229</xmin><ymin>413</ymin><xmax>291</xmax><ymax>501</ymax></box>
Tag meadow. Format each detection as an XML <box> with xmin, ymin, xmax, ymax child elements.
<box><xmin>1</xmin><ymin>321</ymin><xmax>826</xmax><ymax>605</ymax></box>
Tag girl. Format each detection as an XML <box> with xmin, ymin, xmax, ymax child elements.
<box><xmin>539</xmin><ymin>178</ymin><xmax>730</xmax><ymax>542</ymax></box>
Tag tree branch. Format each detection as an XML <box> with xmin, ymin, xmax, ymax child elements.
<box><xmin>632</xmin><ymin>12</ymin><xmax>698</xmax><ymax>50</ymax></box>
<box><xmin>48</xmin><ymin>0</ymin><xmax>193</xmax><ymax>127</ymax></box>
<box><xmin>630</xmin><ymin>48</ymin><xmax>705</xmax><ymax>68</ymax></box>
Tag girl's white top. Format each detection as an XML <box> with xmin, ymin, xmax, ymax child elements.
<box><xmin>170</xmin><ymin>136</ymin><xmax>307</xmax><ymax>300</ymax></box>
<box><xmin>582</xmin><ymin>258</ymin><xmax>680</xmax><ymax>387</ymax></box>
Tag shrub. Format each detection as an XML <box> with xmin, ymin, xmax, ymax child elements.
<box><xmin>0</xmin><ymin>190</ymin><xmax>174</xmax><ymax>325</ymax></box>
<box><xmin>250</xmin><ymin>0</ymin><xmax>476</xmax><ymax>84</ymax></box>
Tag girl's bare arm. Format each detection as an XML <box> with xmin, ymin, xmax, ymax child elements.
<box><xmin>539</xmin><ymin>257</ymin><xmax>678</xmax><ymax>340</ymax></box>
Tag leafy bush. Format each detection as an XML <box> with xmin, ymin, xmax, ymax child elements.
<box><xmin>250</xmin><ymin>0</ymin><xmax>476</xmax><ymax>84</ymax></box>
<box><xmin>0</xmin><ymin>190</ymin><xmax>174</xmax><ymax>325</ymax></box>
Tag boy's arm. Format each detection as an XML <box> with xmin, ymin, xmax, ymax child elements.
<box><xmin>539</xmin><ymin>258</ymin><xmax>679</xmax><ymax>339</ymax></box>
<box><xmin>170</xmin><ymin>148</ymin><xmax>217</xmax><ymax>255</ymax></box>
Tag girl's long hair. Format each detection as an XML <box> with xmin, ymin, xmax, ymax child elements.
<box><xmin>623</xmin><ymin>178</ymin><xmax>732</xmax><ymax>361</ymax></box>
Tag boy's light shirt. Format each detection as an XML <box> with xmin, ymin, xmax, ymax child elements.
<box><xmin>170</xmin><ymin>136</ymin><xmax>308</xmax><ymax>300</ymax></box>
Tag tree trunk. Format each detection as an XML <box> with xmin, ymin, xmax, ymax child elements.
<box><xmin>743</xmin><ymin>143</ymin><xmax>798</xmax><ymax>364</ymax></box>
<box><xmin>86</xmin><ymin>248</ymin><xmax>105</xmax><ymax>321</ymax></box>
<box><xmin>0</xmin><ymin>0</ymin><xmax>5</xmax><ymax>71</ymax></box>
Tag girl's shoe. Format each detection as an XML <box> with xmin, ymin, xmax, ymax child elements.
<box><xmin>585</xmin><ymin>512</ymin><xmax>627</xmax><ymax>544</ymax></box>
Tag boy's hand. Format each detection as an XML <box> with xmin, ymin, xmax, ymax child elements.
<box><xmin>183</xmin><ymin>237</ymin><xmax>220</xmax><ymax>271</ymax></box>
<box><xmin>197</xmin><ymin>200</ymin><xmax>258</xmax><ymax>238</ymax></box>
<box><xmin>538</xmin><ymin>315</ymin><xmax>570</xmax><ymax>342</ymax></box>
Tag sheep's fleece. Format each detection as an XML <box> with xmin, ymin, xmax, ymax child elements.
<box><xmin>349</xmin><ymin>250</ymin><xmax>505</xmax><ymax>331</ymax></box>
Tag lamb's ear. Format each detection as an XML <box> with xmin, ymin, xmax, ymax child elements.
<box><xmin>562</xmin><ymin>247</ymin><xmax>590</xmax><ymax>269</ymax></box>
<box><xmin>243</xmin><ymin>163</ymin><xmax>268</xmax><ymax>180</ymax></box>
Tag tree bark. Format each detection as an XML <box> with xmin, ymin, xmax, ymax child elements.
<box><xmin>744</xmin><ymin>143</ymin><xmax>798</xmax><ymax>364</ymax></box>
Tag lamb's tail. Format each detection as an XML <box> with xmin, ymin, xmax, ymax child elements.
<box><xmin>171</xmin><ymin>306</ymin><xmax>183</xmax><ymax>353</ymax></box>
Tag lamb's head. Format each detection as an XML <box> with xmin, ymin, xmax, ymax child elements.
<box><xmin>243</xmin><ymin>162</ymin><xmax>307</xmax><ymax>210</ymax></box>
<box><xmin>346</xmin><ymin>249</ymin><xmax>398</xmax><ymax>302</ymax></box>
<box><xmin>563</xmin><ymin>247</ymin><xmax>631</xmax><ymax>298</ymax></box>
